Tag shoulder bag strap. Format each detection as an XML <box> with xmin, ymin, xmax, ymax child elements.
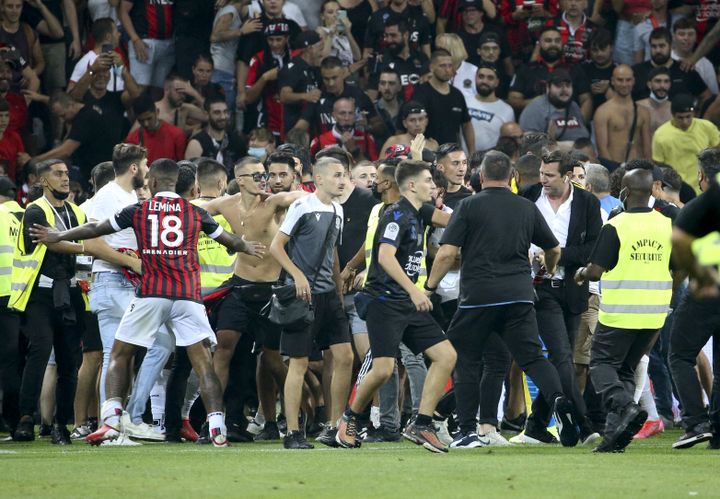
<box><xmin>624</xmin><ymin>101</ymin><xmax>638</xmax><ymax>164</ymax></box>
<box><xmin>308</xmin><ymin>203</ymin><xmax>337</xmax><ymax>289</ymax></box>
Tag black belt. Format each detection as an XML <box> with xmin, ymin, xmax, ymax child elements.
<box><xmin>538</xmin><ymin>279</ymin><xmax>565</xmax><ymax>288</ymax></box>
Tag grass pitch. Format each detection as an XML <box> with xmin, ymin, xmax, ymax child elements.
<box><xmin>1</xmin><ymin>430</ymin><xmax>718</xmax><ymax>498</ymax></box>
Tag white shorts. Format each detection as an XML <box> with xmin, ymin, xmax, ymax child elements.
<box><xmin>115</xmin><ymin>297</ymin><xmax>216</xmax><ymax>349</ymax></box>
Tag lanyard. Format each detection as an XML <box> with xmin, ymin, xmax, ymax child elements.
<box><xmin>43</xmin><ymin>196</ymin><xmax>72</xmax><ymax>231</ymax></box>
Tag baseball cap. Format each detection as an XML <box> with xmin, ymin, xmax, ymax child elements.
<box><xmin>264</xmin><ymin>21</ymin><xmax>291</xmax><ymax>37</ymax></box>
<box><xmin>459</xmin><ymin>0</ymin><xmax>483</xmax><ymax>11</ymax></box>
<box><xmin>293</xmin><ymin>31</ymin><xmax>321</xmax><ymax>49</ymax></box>
<box><xmin>0</xmin><ymin>176</ymin><xmax>17</xmax><ymax>198</ymax></box>
<box><xmin>400</xmin><ymin>102</ymin><xmax>427</xmax><ymax>120</ymax></box>
<box><xmin>671</xmin><ymin>93</ymin><xmax>695</xmax><ymax>114</ymax></box>
<box><xmin>549</xmin><ymin>69</ymin><xmax>572</xmax><ymax>85</ymax></box>
<box><xmin>478</xmin><ymin>32</ymin><xmax>501</xmax><ymax>47</ymax></box>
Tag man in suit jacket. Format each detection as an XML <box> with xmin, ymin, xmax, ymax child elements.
<box><xmin>521</xmin><ymin>149</ymin><xmax>603</xmax><ymax>445</ymax></box>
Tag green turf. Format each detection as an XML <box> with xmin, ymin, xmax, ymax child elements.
<box><xmin>1</xmin><ymin>430</ymin><xmax>718</xmax><ymax>498</ymax></box>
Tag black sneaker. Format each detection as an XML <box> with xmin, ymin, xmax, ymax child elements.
<box><xmin>283</xmin><ymin>431</ymin><xmax>314</xmax><ymax>449</ymax></box>
<box><xmin>553</xmin><ymin>396</ymin><xmax>579</xmax><ymax>447</ymax></box>
<box><xmin>673</xmin><ymin>422</ymin><xmax>713</xmax><ymax>449</ymax></box>
<box><xmin>277</xmin><ymin>415</ymin><xmax>287</xmax><ymax>436</ymax></box>
<box><xmin>39</xmin><ymin>423</ymin><xmax>52</xmax><ymax>437</ymax></box>
<box><xmin>196</xmin><ymin>422</ymin><xmax>211</xmax><ymax>445</ymax></box>
<box><xmin>255</xmin><ymin>421</ymin><xmax>280</xmax><ymax>441</ymax></box>
<box><xmin>708</xmin><ymin>432</ymin><xmax>719</xmax><ymax>450</ymax></box>
<box><xmin>50</xmin><ymin>424</ymin><xmax>71</xmax><ymax>445</ymax></box>
<box><xmin>315</xmin><ymin>425</ymin><xmax>340</xmax><ymax>447</ymax></box>
<box><xmin>12</xmin><ymin>418</ymin><xmax>34</xmax><ymax>441</ymax></box>
<box><xmin>164</xmin><ymin>430</ymin><xmax>183</xmax><ymax>443</ymax></box>
<box><xmin>227</xmin><ymin>423</ymin><xmax>254</xmax><ymax>443</ymax></box>
<box><xmin>87</xmin><ymin>417</ymin><xmax>99</xmax><ymax>432</ymax></box>
<box><xmin>612</xmin><ymin>403</ymin><xmax>647</xmax><ymax>452</ymax></box>
<box><xmin>363</xmin><ymin>425</ymin><xmax>401</xmax><ymax>443</ymax></box>
<box><xmin>592</xmin><ymin>437</ymin><xmax>624</xmax><ymax>453</ymax></box>
<box><xmin>500</xmin><ymin>413</ymin><xmax>527</xmax><ymax>433</ymax></box>
<box><xmin>522</xmin><ymin>426</ymin><xmax>558</xmax><ymax>444</ymax></box>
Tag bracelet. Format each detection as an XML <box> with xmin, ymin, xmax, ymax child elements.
<box><xmin>423</xmin><ymin>281</ymin><xmax>437</xmax><ymax>292</ymax></box>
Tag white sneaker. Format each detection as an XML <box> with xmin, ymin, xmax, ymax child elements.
<box><xmin>121</xmin><ymin>412</ymin><xmax>165</xmax><ymax>441</ymax></box>
<box><xmin>434</xmin><ymin>420</ymin><xmax>454</xmax><ymax>446</ymax></box>
<box><xmin>101</xmin><ymin>432</ymin><xmax>142</xmax><ymax>446</ymax></box>
<box><xmin>480</xmin><ymin>428</ymin><xmax>511</xmax><ymax>446</ymax></box>
<box><xmin>246</xmin><ymin>418</ymin><xmax>264</xmax><ymax>436</ymax></box>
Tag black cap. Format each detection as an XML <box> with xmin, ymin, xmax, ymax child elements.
<box><xmin>459</xmin><ymin>0</ymin><xmax>483</xmax><ymax>11</ymax></box>
<box><xmin>478</xmin><ymin>32</ymin><xmax>501</xmax><ymax>47</ymax></box>
<box><xmin>293</xmin><ymin>31</ymin><xmax>321</xmax><ymax>49</ymax></box>
<box><xmin>549</xmin><ymin>69</ymin><xmax>572</xmax><ymax>85</ymax></box>
<box><xmin>264</xmin><ymin>21</ymin><xmax>291</xmax><ymax>37</ymax></box>
<box><xmin>401</xmin><ymin>103</ymin><xmax>427</xmax><ymax>120</ymax></box>
<box><xmin>671</xmin><ymin>93</ymin><xmax>695</xmax><ymax>114</ymax></box>
<box><xmin>0</xmin><ymin>176</ymin><xmax>16</xmax><ymax>198</ymax></box>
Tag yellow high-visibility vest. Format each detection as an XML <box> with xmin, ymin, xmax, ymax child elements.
<box><xmin>191</xmin><ymin>199</ymin><xmax>236</xmax><ymax>294</ymax></box>
<box><xmin>9</xmin><ymin>197</ymin><xmax>86</xmax><ymax>311</ymax></box>
<box><xmin>598</xmin><ymin>210</ymin><xmax>673</xmax><ymax>329</ymax></box>
<box><xmin>362</xmin><ymin>202</ymin><xmax>427</xmax><ymax>289</ymax></box>
<box><xmin>0</xmin><ymin>202</ymin><xmax>22</xmax><ymax>297</ymax></box>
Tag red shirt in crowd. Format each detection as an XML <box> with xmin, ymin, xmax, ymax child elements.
<box><xmin>310</xmin><ymin>128</ymin><xmax>378</xmax><ymax>161</ymax></box>
<box><xmin>0</xmin><ymin>128</ymin><xmax>25</xmax><ymax>180</ymax></box>
<box><xmin>124</xmin><ymin>120</ymin><xmax>187</xmax><ymax>163</ymax></box>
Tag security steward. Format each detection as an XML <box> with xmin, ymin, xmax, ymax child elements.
<box><xmin>575</xmin><ymin>168</ymin><xmax>673</xmax><ymax>453</ymax></box>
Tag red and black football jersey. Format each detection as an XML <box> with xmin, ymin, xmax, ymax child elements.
<box><xmin>111</xmin><ymin>192</ymin><xmax>223</xmax><ymax>301</ymax></box>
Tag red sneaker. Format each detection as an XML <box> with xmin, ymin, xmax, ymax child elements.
<box><xmin>633</xmin><ymin>418</ymin><xmax>664</xmax><ymax>439</ymax></box>
<box><xmin>85</xmin><ymin>423</ymin><xmax>120</xmax><ymax>446</ymax></box>
<box><xmin>180</xmin><ymin>419</ymin><xmax>199</xmax><ymax>442</ymax></box>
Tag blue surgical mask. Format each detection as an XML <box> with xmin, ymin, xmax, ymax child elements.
<box><xmin>248</xmin><ymin>147</ymin><xmax>267</xmax><ymax>158</ymax></box>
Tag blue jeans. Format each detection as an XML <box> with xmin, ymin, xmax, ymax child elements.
<box><xmin>212</xmin><ymin>68</ymin><xmax>236</xmax><ymax>114</ymax></box>
<box><xmin>89</xmin><ymin>272</ymin><xmax>135</xmax><ymax>404</ymax></box>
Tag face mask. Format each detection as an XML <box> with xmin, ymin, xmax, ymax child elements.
<box><xmin>649</xmin><ymin>91</ymin><xmax>668</xmax><ymax>103</ymax></box>
<box><xmin>248</xmin><ymin>147</ymin><xmax>267</xmax><ymax>158</ymax></box>
<box><xmin>371</xmin><ymin>183</ymin><xmax>383</xmax><ymax>200</ymax></box>
<box><xmin>49</xmin><ymin>186</ymin><xmax>69</xmax><ymax>200</ymax></box>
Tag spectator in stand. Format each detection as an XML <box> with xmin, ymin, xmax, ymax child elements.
<box><xmin>456</xmin><ymin>0</ymin><xmax>513</xmax><ymax>77</ymax></box>
<box><xmin>413</xmin><ymin>49</ymin><xmax>475</xmax><ymax>152</ymax></box>
<box><xmin>68</xmin><ymin>18</ymin><xmax>124</xmax><ymax>94</ymax></box>
<box><xmin>633</xmin><ymin>0</ymin><xmax>675</xmax><ymax>64</ymax></box>
<box><xmin>546</xmin><ymin>0</ymin><xmax>597</xmax><ymax>65</ymax></box>
<box><xmin>373</xmin><ymin>68</ymin><xmax>403</xmax><ymax>146</ymax></box>
<box><xmin>172</xmin><ymin>0</ymin><xmax>215</xmax><ymax>79</ymax></box>
<box><xmin>187</xmin><ymin>54</ymin><xmax>225</xmax><ymax>108</ymax></box>
<box><xmin>154</xmin><ymin>74</ymin><xmax>208</xmax><ymax>137</ymax></box>
<box><xmin>465</xmin><ymin>62</ymin><xmax>515</xmax><ymax>152</ymax></box>
<box><xmin>636</xmin><ymin>66</ymin><xmax>672</xmax><ymax>135</ymax></box>
<box><xmin>380</xmin><ymin>101</ymin><xmax>439</xmax><ymax>154</ymax></box>
<box><xmin>613</xmin><ymin>0</ymin><xmax>652</xmax><ymax>65</ymax></box>
<box><xmin>0</xmin><ymin>58</ymin><xmax>28</xmax><ymax>136</ymax></box>
<box><xmin>582</xmin><ymin>28</ymin><xmax>617</xmax><ymax>113</ymax></box>
<box><xmin>0</xmin><ymin>97</ymin><xmax>26</xmax><ymax>181</ymax></box>
<box><xmin>631</xmin><ymin>27</ymin><xmax>710</xmax><ymax>102</ymax></box>
<box><xmin>316</xmin><ymin>0</ymin><xmax>362</xmax><ymax>71</ymax></box>
<box><xmin>125</xmin><ymin>94</ymin><xmax>187</xmax><ymax>163</ymax></box>
<box><xmin>499</xmin><ymin>0</ymin><xmax>557</xmax><ymax>63</ymax></box>
<box><xmin>247</xmin><ymin>127</ymin><xmax>276</xmax><ymax>163</ymax></box>
<box><xmin>248</xmin><ymin>0</ymin><xmax>307</xmax><ymax>28</ymax></box>
<box><xmin>435</xmin><ymin>33</ymin><xmax>479</xmax><ymax>100</ymax></box>
<box><xmin>334</xmin><ymin>0</ymin><xmax>377</xmax><ymax>53</ymax></box>
<box><xmin>469</xmin><ymin>32</ymin><xmax>511</xmax><ymax>99</ymax></box>
<box><xmin>245</xmin><ymin>21</ymin><xmax>296</xmax><ymax>138</ymax></box>
<box><xmin>363</xmin><ymin>0</ymin><xmax>433</xmax><ymax>59</ymax></box>
<box><xmin>365</xmin><ymin>16</ymin><xmax>430</xmax><ymax>102</ymax></box>
<box><xmin>185</xmin><ymin>96</ymin><xmax>247</xmax><ymax>173</ymax></box>
<box><xmin>572</xmin><ymin>137</ymin><xmax>598</xmax><ymax>162</ymax></box>
<box><xmin>279</xmin><ymin>31</ymin><xmax>323</xmax><ymax>135</ymax></box>
<box><xmin>519</xmin><ymin>69</ymin><xmax>590</xmax><ymax>146</ymax></box>
<box><xmin>437</xmin><ymin>0</ymin><xmax>496</xmax><ymax>35</ymax></box>
<box><xmin>509</xmin><ymin>26</ymin><xmax>592</xmax><ymax>121</ymax></box>
<box><xmin>310</xmin><ymin>97</ymin><xmax>378</xmax><ymax>161</ymax></box>
<box><xmin>119</xmin><ymin>0</ymin><xmax>176</xmax><ymax>94</ymax></box>
<box><xmin>671</xmin><ymin>17</ymin><xmax>719</xmax><ymax>95</ymax></box>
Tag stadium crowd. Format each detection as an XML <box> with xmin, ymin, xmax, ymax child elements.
<box><xmin>0</xmin><ymin>0</ymin><xmax>719</xmax><ymax>453</ymax></box>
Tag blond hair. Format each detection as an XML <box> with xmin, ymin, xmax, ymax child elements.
<box><xmin>435</xmin><ymin>33</ymin><xmax>468</xmax><ymax>69</ymax></box>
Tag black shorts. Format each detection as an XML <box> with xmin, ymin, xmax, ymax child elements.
<box><xmin>214</xmin><ymin>276</ymin><xmax>282</xmax><ymax>351</ymax></box>
<box><xmin>82</xmin><ymin>310</ymin><xmax>102</xmax><ymax>353</ymax></box>
<box><xmin>281</xmin><ymin>291</ymin><xmax>350</xmax><ymax>358</ymax></box>
<box><xmin>365</xmin><ymin>297</ymin><xmax>446</xmax><ymax>358</ymax></box>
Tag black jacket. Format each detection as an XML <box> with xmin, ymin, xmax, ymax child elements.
<box><xmin>523</xmin><ymin>183</ymin><xmax>603</xmax><ymax>314</ymax></box>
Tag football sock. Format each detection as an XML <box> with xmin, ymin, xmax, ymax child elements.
<box><xmin>208</xmin><ymin>412</ymin><xmax>225</xmax><ymax>434</ymax></box>
<box><xmin>101</xmin><ymin>398</ymin><xmax>123</xmax><ymax>427</ymax></box>
<box><xmin>415</xmin><ymin>414</ymin><xmax>433</xmax><ymax>427</ymax></box>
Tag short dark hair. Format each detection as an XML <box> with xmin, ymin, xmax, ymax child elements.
<box><xmin>203</xmin><ymin>94</ymin><xmax>227</xmax><ymax>113</ymax></box>
<box><xmin>432</xmin><ymin>167</ymin><xmax>448</xmax><ymax>192</ymax></box>
<box><xmin>315</xmin><ymin>145</ymin><xmax>353</xmax><ymax>170</ymax></box>
<box><xmin>265</xmin><ymin>152</ymin><xmax>296</xmax><ymax>171</ymax></box>
<box><xmin>175</xmin><ymin>164</ymin><xmax>197</xmax><ymax>196</ymax></box>
<box><xmin>112</xmin><ymin>143</ymin><xmax>147</xmax><ymax>176</ymax></box>
<box><xmin>36</xmin><ymin>159</ymin><xmax>66</xmax><ymax>178</ymax></box>
<box><xmin>480</xmin><ymin>150</ymin><xmax>513</xmax><ymax>181</ymax></box>
<box><xmin>149</xmin><ymin>158</ymin><xmax>179</xmax><ymax>185</ymax></box>
<box><xmin>132</xmin><ymin>93</ymin><xmax>156</xmax><ymax>116</ymax></box>
<box><xmin>520</xmin><ymin>132</ymin><xmax>550</xmax><ymax>157</ymax></box>
<box><xmin>91</xmin><ymin>161</ymin><xmax>115</xmax><ymax>192</ymax></box>
<box><xmin>193</xmin><ymin>52</ymin><xmax>213</xmax><ymax>67</ymax></box>
<box><xmin>542</xmin><ymin>150</ymin><xmax>577</xmax><ymax>175</ymax></box>
<box><xmin>320</xmin><ymin>55</ymin><xmax>344</xmax><ymax>71</ymax></box>
<box><xmin>435</xmin><ymin>143</ymin><xmax>463</xmax><ymax>162</ymax></box>
<box><xmin>573</xmin><ymin>137</ymin><xmax>594</xmax><ymax>151</ymax></box>
<box><xmin>495</xmin><ymin>136</ymin><xmax>519</xmax><ymax>159</ymax></box>
<box><xmin>469</xmin><ymin>150</ymin><xmax>485</xmax><ymax>170</ymax></box>
<box><xmin>589</xmin><ymin>27</ymin><xmax>613</xmax><ymax>50</ymax></box>
<box><xmin>515</xmin><ymin>153</ymin><xmax>541</xmax><ymax>180</ymax></box>
<box><xmin>384</xmin><ymin>14</ymin><xmax>408</xmax><ymax>33</ymax></box>
<box><xmin>196</xmin><ymin>158</ymin><xmax>227</xmax><ymax>187</ymax></box>
<box><xmin>226</xmin><ymin>178</ymin><xmax>240</xmax><ymax>195</ymax></box>
<box><xmin>430</xmin><ymin>48</ymin><xmax>452</xmax><ymax>63</ymax></box>
<box><xmin>395</xmin><ymin>159</ymin><xmax>431</xmax><ymax>187</ymax></box>
<box><xmin>49</xmin><ymin>91</ymin><xmax>74</xmax><ymax>109</ymax></box>
<box><xmin>538</xmin><ymin>26</ymin><xmax>561</xmax><ymax>40</ymax></box>
<box><xmin>648</xmin><ymin>66</ymin><xmax>671</xmax><ymax>81</ymax></box>
<box><xmin>0</xmin><ymin>97</ymin><xmax>10</xmax><ymax>113</ymax></box>
<box><xmin>649</xmin><ymin>26</ymin><xmax>672</xmax><ymax>44</ymax></box>
<box><xmin>673</xmin><ymin>16</ymin><xmax>697</xmax><ymax>33</ymax></box>
<box><xmin>91</xmin><ymin>17</ymin><xmax>115</xmax><ymax>43</ymax></box>
<box><xmin>378</xmin><ymin>68</ymin><xmax>401</xmax><ymax>82</ymax></box>
<box><xmin>697</xmin><ymin>147</ymin><xmax>720</xmax><ymax>178</ymax></box>
<box><xmin>625</xmin><ymin>158</ymin><xmax>655</xmax><ymax>173</ymax></box>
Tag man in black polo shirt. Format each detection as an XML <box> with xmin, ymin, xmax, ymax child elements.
<box><xmin>632</xmin><ymin>27</ymin><xmax>710</xmax><ymax>102</ymax></box>
<box><xmin>509</xmin><ymin>26</ymin><xmax>592</xmax><ymax>121</ymax></box>
<box><xmin>424</xmin><ymin>150</ymin><xmax>579</xmax><ymax>449</ymax></box>
<box><xmin>336</xmin><ymin>160</ymin><xmax>456</xmax><ymax>453</ymax></box>
<box><xmin>279</xmin><ymin>31</ymin><xmax>323</xmax><ymax>134</ymax></box>
<box><xmin>363</xmin><ymin>0</ymin><xmax>432</xmax><ymax>59</ymax></box>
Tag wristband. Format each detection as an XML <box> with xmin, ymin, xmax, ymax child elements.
<box><xmin>423</xmin><ymin>281</ymin><xmax>437</xmax><ymax>292</ymax></box>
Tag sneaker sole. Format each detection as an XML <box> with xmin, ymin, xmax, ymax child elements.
<box><xmin>554</xmin><ymin>402</ymin><xmax>579</xmax><ymax>447</ymax></box>
<box><xmin>581</xmin><ymin>432</ymin><xmax>602</xmax><ymax>446</ymax></box>
<box><xmin>334</xmin><ymin>432</ymin><xmax>356</xmax><ymax>448</ymax></box>
<box><xmin>422</xmin><ymin>441</ymin><xmax>448</xmax><ymax>453</ymax></box>
<box><xmin>86</xmin><ymin>429</ymin><xmax>120</xmax><ymax>446</ymax></box>
<box><xmin>672</xmin><ymin>432</ymin><xmax>713</xmax><ymax>449</ymax></box>
<box><xmin>614</xmin><ymin>410</ymin><xmax>648</xmax><ymax>451</ymax></box>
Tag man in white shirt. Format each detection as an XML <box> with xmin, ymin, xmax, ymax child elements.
<box><xmin>465</xmin><ymin>62</ymin><xmax>515</xmax><ymax>151</ymax></box>
<box><xmin>68</xmin><ymin>18</ymin><xmax>125</xmax><ymax>93</ymax></box>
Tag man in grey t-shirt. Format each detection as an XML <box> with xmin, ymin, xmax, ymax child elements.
<box><xmin>270</xmin><ymin>157</ymin><xmax>353</xmax><ymax>450</ymax></box>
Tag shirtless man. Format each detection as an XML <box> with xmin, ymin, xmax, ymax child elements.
<box><xmin>203</xmin><ymin>155</ymin><xmax>306</xmax><ymax>433</ymax></box>
<box><xmin>593</xmin><ymin>65</ymin><xmax>651</xmax><ymax>164</ymax></box>
<box><xmin>380</xmin><ymin>102</ymin><xmax>439</xmax><ymax>156</ymax></box>
<box><xmin>636</xmin><ymin>67</ymin><xmax>672</xmax><ymax>135</ymax></box>
<box><xmin>155</xmin><ymin>74</ymin><xmax>208</xmax><ymax>136</ymax></box>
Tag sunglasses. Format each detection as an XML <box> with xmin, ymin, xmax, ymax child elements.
<box><xmin>237</xmin><ymin>172</ymin><xmax>268</xmax><ymax>182</ymax></box>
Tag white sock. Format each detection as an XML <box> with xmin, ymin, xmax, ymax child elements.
<box><xmin>181</xmin><ymin>371</ymin><xmax>200</xmax><ymax>419</ymax></box>
<box><xmin>633</xmin><ymin>355</ymin><xmax>650</xmax><ymax>403</ymax></box>
<box><xmin>253</xmin><ymin>409</ymin><xmax>266</xmax><ymax>426</ymax></box>
<box><xmin>640</xmin><ymin>378</ymin><xmax>660</xmax><ymax>421</ymax></box>
<box><xmin>150</xmin><ymin>369</ymin><xmax>170</xmax><ymax>424</ymax></box>
<box><xmin>101</xmin><ymin>398</ymin><xmax>123</xmax><ymax>427</ymax></box>
<box><xmin>208</xmin><ymin>411</ymin><xmax>225</xmax><ymax>435</ymax></box>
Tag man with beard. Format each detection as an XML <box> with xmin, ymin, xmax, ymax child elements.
<box><xmin>545</xmin><ymin>0</ymin><xmax>596</xmax><ymax>65</ymax></box>
<box><xmin>366</xmin><ymin>16</ymin><xmax>430</xmax><ymax>102</ymax></box>
<box><xmin>413</xmin><ymin>50</ymin><xmax>475</xmax><ymax>150</ymax></box>
<box><xmin>363</xmin><ymin>0</ymin><xmax>433</xmax><ymax>59</ymax></box>
<box><xmin>637</xmin><ymin>67</ymin><xmax>672</xmax><ymax>135</ymax></box>
<box><xmin>581</xmin><ymin>28</ymin><xmax>616</xmax><ymax>113</ymax></box>
<box><xmin>593</xmin><ymin>65</ymin><xmax>652</xmax><ymax>166</ymax></box>
<box><xmin>125</xmin><ymin>95</ymin><xmax>187</xmax><ymax>163</ymax></box>
<box><xmin>184</xmin><ymin>96</ymin><xmax>247</xmax><ymax>174</ymax></box>
<box><xmin>0</xmin><ymin>59</ymin><xmax>27</xmax><ymax>135</ymax></box>
<box><xmin>509</xmin><ymin>26</ymin><xmax>592</xmax><ymax>121</ymax></box>
<box><xmin>373</xmin><ymin>69</ymin><xmax>403</xmax><ymax>146</ymax></box>
<box><xmin>267</xmin><ymin>151</ymin><xmax>296</xmax><ymax>193</ymax></box>
<box><xmin>457</xmin><ymin>0</ymin><xmax>513</xmax><ymax>77</ymax></box>
<box><xmin>465</xmin><ymin>62</ymin><xmax>515</xmax><ymax>152</ymax></box>
<box><xmin>154</xmin><ymin>74</ymin><xmax>208</xmax><ymax>136</ymax></box>
<box><xmin>310</xmin><ymin>97</ymin><xmax>378</xmax><ymax>161</ymax></box>
<box><xmin>632</xmin><ymin>27</ymin><xmax>710</xmax><ymax>103</ymax></box>
<box><xmin>519</xmin><ymin>69</ymin><xmax>590</xmax><ymax>146</ymax></box>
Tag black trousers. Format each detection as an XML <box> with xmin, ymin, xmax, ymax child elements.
<box><xmin>589</xmin><ymin>324</ymin><xmax>658</xmax><ymax>430</ymax></box>
<box><xmin>447</xmin><ymin>303</ymin><xmax>564</xmax><ymax>434</ymax></box>
<box><xmin>669</xmin><ymin>293</ymin><xmax>720</xmax><ymax>431</ymax></box>
<box><xmin>0</xmin><ymin>297</ymin><xmax>21</xmax><ymax>430</ymax></box>
<box><xmin>527</xmin><ymin>283</ymin><xmax>587</xmax><ymax>431</ymax></box>
<box><xmin>164</xmin><ymin>347</ymin><xmax>192</xmax><ymax>434</ymax></box>
<box><xmin>18</xmin><ymin>288</ymin><xmax>83</xmax><ymax>425</ymax></box>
